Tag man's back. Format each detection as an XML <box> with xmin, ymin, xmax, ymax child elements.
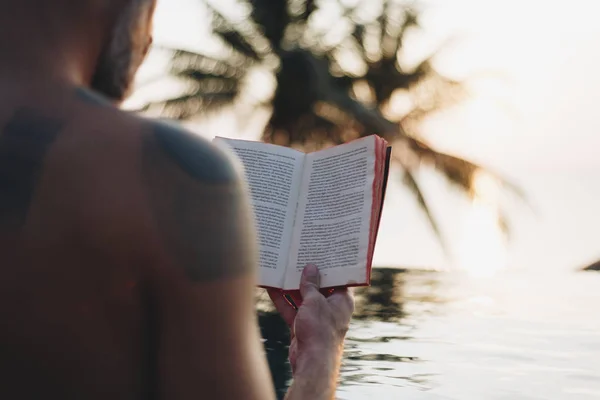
<box><xmin>0</xmin><ymin>85</ymin><xmax>269</xmax><ymax>399</ymax></box>
<box><xmin>0</xmin><ymin>86</ymin><xmax>161</xmax><ymax>398</ymax></box>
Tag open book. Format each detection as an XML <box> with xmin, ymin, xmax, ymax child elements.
<box><xmin>214</xmin><ymin>135</ymin><xmax>391</xmax><ymax>290</ymax></box>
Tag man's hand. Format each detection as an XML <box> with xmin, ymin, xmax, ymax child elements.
<box><xmin>268</xmin><ymin>265</ymin><xmax>354</xmax><ymax>400</ymax></box>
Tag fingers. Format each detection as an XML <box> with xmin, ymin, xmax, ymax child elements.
<box><xmin>267</xmin><ymin>289</ymin><xmax>297</xmax><ymax>327</ymax></box>
<box><xmin>299</xmin><ymin>264</ymin><xmax>321</xmax><ymax>301</ymax></box>
<box><xmin>327</xmin><ymin>288</ymin><xmax>355</xmax><ymax>319</ymax></box>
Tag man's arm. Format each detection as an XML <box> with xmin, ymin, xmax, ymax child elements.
<box><xmin>269</xmin><ymin>266</ymin><xmax>355</xmax><ymax>400</ymax></box>
<box><xmin>139</xmin><ymin>121</ymin><xmax>275</xmax><ymax>400</ymax></box>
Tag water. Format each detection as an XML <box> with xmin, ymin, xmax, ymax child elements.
<box><xmin>258</xmin><ymin>268</ymin><xmax>600</xmax><ymax>399</ymax></box>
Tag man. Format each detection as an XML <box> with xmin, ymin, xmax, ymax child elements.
<box><xmin>0</xmin><ymin>0</ymin><xmax>354</xmax><ymax>399</ymax></box>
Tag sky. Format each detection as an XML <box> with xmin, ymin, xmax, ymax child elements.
<box><xmin>418</xmin><ymin>0</ymin><xmax>600</xmax><ymax>173</ymax></box>
<box><xmin>138</xmin><ymin>0</ymin><xmax>600</xmax><ymax>275</ymax></box>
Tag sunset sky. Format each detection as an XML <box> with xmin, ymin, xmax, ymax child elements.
<box><xmin>140</xmin><ymin>0</ymin><xmax>600</xmax><ymax>275</ymax></box>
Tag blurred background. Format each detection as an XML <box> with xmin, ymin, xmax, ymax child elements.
<box><xmin>129</xmin><ymin>0</ymin><xmax>600</xmax><ymax>398</ymax></box>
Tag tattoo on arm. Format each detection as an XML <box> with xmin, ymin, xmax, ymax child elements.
<box><xmin>152</xmin><ymin>121</ymin><xmax>238</xmax><ymax>183</ymax></box>
<box><xmin>143</xmin><ymin>122</ymin><xmax>256</xmax><ymax>282</ymax></box>
<box><xmin>0</xmin><ymin>108</ymin><xmax>62</xmax><ymax>231</ymax></box>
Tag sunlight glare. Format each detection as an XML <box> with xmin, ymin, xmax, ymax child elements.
<box><xmin>456</xmin><ymin>172</ymin><xmax>507</xmax><ymax>278</ymax></box>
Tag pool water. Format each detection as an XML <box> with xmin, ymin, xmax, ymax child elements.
<box><xmin>258</xmin><ymin>268</ymin><xmax>600</xmax><ymax>399</ymax></box>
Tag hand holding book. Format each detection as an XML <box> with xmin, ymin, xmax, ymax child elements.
<box><xmin>269</xmin><ymin>264</ymin><xmax>354</xmax><ymax>400</ymax></box>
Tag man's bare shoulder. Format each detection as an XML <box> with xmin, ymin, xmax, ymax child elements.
<box><xmin>124</xmin><ymin>117</ymin><xmax>256</xmax><ymax>283</ymax></box>
<box><xmin>139</xmin><ymin>118</ymin><xmax>241</xmax><ymax>185</ymax></box>
<box><xmin>71</xmin><ymin>88</ymin><xmax>241</xmax><ymax>185</ymax></box>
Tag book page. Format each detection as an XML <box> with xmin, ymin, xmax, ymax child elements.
<box><xmin>284</xmin><ymin>136</ymin><xmax>376</xmax><ymax>290</ymax></box>
<box><xmin>213</xmin><ymin>137</ymin><xmax>305</xmax><ymax>288</ymax></box>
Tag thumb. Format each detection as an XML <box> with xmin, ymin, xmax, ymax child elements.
<box><xmin>299</xmin><ymin>264</ymin><xmax>321</xmax><ymax>300</ymax></box>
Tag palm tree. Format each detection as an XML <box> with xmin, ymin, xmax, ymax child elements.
<box><xmin>141</xmin><ymin>0</ymin><xmax>521</xmax><ymax>247</ymax></box>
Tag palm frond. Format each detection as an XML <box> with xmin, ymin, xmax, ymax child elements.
<box><xmin>380</xmin><ymin>1</ymin><xmax>414</xmax><ymax>60</ymax></box>
<box><xmin>145</xmin><ymin>88</ymin><xmax>239</xmax><ymax>120</ymax></box>
<box><xmin>401</xmin><ymin>168</ymin><xmax>449</xmax><ymax>254</ymax></box>
<box><xmin>172</xmin><ymin>69</ymin><xmax>236</xmax><ymax>85</ymax></box>
<box><xmin>498</xmin><ymin>210</ymin><xmax>510</xmax><ymax>239</ymax></box>
<box><xmin>170</xmin><ymin>49</ymin><xmax>248</xmax><ymax>79</ymax></box>
<box><xmin>249</xmin><ymin>0</ymin><xmax>290</xmax><ymax>51</ymax></box>
<box><xmin>351</xmin><ymin>23</ymin><xmax>366</xmax><ymax>52</ymax></box>
<box><xmin>402</xmin><ymin>137</ymin><xmax>525</xmax><ymax>204</ymax></box>
<box><xmin>291</xmin><ymin>0</ymin><xmax>316</xmax><ymax>23</ymax></box>
<box><xmin>403</xmin><ymin>136</ymin><xmax>479</xmax><ymax>194</ymax></box>
<box><xmin>205</xmin><ymin>1</ymin><xmax>263</xmax><ymax>61</ymax></box>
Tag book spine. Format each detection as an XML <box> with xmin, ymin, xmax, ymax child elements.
<box><xmin>282</xmin><ymin>156</ymin><xmax>307</xmax><ymax>283</ymax></box>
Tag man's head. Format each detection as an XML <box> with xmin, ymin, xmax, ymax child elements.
<box><xmin>90</xmin><ymin>0</ymin><xmax>157</xmax><ymax>102</ymax></box>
